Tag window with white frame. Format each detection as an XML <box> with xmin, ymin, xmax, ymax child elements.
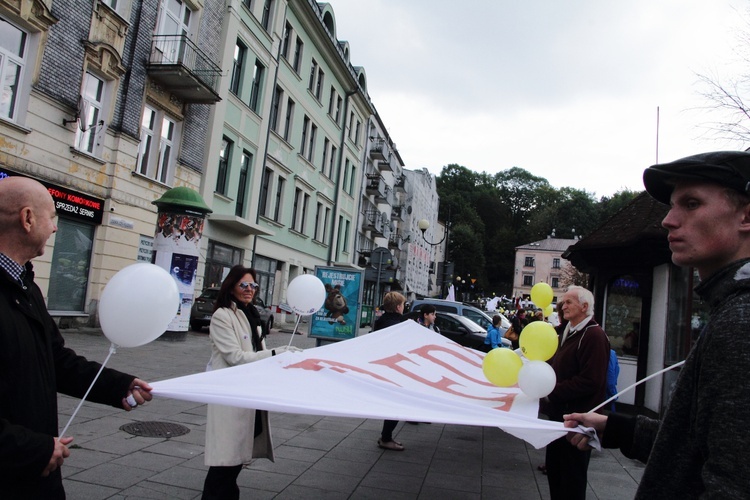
<box><xmin>261</xmin><ymin>0</ymin><xmax>274</xmax><ymax>31</ymax></box>
<box><xmin>229</xmin><ymin>39</ymin><xmax>246</xmax><ymax>96</ymax></box>
<box><xmin>75</xmin><ymin>72</ymin><xmax>108</xmax><ymax>156</ymax></box>
<box><xmin>0</xmin><ymin>18</ymin><xmax>27</xmax><ymax>122</ymax></box>
<box><xmin>327</xmin><ymin>87</ymin><xmax>336</xmax><ymax>116</ymax></box>
<box><xmin>313</xmin><ymin>203</ymin><xmax>331</xmax><ymax>242</ymax></box>
<box><xmin>300</xmin><ymin>115</ymin><xmax>309</xmax><ymax>153</ymax></box>
<box><xmin>342</xmin><ymin>159</ymin><xmax>350</xmax><ymax>193</ymax></box>
<box><xmin>283</xmin><ymin>97</ymin><xmax>294</xmax><ymax>141</ymax></box>
<box><xmin>236</xmin><ymin>150</ymin><xmax>253</xmax><ymax>217</ymax></box>
<box><xmin>324</xmin><ymin>207</ymin><xmax>330</xmax><ymax>242</ymax></box>
<box><xmin>259</xmin><ymin>166</ymin><xmax>272</xmax><ymax>217</ymax></box>
<box><xmin>281</xmin><ymin>21</ymin><xmax>292</xmax><ymax>60</ymax></box>
<box><xmin>274</xmin><ymin>176</ymin><xmax>284</xmax><ymax>222</ymax></box>
<box><xmin>315</xmin><ymin>67</ymin><xmax>324</xmax><ymax>101</ymax></box>
<box><xmin>270</xmin><ymin>85</ymin><xmax>282</xmax><ymax>132</ymax></box>
<box><xmin>156</xmin><ymin>0</ymin><xmax>193</xmax><ymax>63</ymax></box>
<box><xmin>136</xmin><ymin>105</ymin><xmax>179</xmax><ymax>185</ymax></box>
<box><xmin>248</xmin><ymin>59</ymin><xmax>265</xmax><ymax>113</ymax></box>
<box><xmin>293</xmin><ymin>37</ymin><xmax>303</xmax><ymax>73</ymax></box>
<box><xmin>307</xmin><ymin>124</ymin><xmax>317</xmax><ymax>162</ymax></box>
<box><xmin>343</xmin><ymin>219</ymin><xmax>350</xmax><ymax>253</ymax></box>
<box><xmin>100</xmin><ymin>0</ymin><xmax>132</xmax><ymax>17</ymax></box>
<box><xmin>348</xmin><ymin>163</ymin><xmax>356</xmax><ymax>194</ymax></box>
<box><xmin>290</xmin><ymin>187</ymin><xmax>309</xmax><ymax>234</ymax></box>
<box><xmin>292</xmin><ymin>188</ymin><xmax>310</xmax><ymax>234</ymax></box>
<box><xmin>314</xmin><ymin>202</ymin><xmax>323</xmax><ymax>242</ymax></box>
<box><xmin>321</xmin><ymin>137</ymin><xmax>329</xmax><ymax>174</ymax></box>
<box><xmin>308</xmin><ymin>59</ymin><xmax>317</xmax><ymax>92</ymax></box>
<box><xmin>328</xmin><ymin>145</ymin><xmax>336</xmax><ymax>178</ymax></box>
<box><xmin>216</xmin><ymin>136</ymin><xmax>232</xmax><ymax>195</ymax></box>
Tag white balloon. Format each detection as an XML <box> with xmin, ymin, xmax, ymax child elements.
<box><xmin>517</xmin><ymin>360</ymin><xmax>557</xmax><ymax>399</ymax></box>
<box><xmin>99</xmin><ymin>263</ymin><xmax>180</xmax><ymax>347</ymax></box>
<box><xmin>286</xmin><ymin>274</ymin><xmax>326</xmax><ymax>315</ymax></box>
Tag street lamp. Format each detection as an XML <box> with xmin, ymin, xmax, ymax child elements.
<box><xmin>418</xmin><ymin>219</ymin><xmax>447</xmax><ymax>246</ymax></box>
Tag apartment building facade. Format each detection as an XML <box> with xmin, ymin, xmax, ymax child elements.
<box><xmin>0</xmin><ymin>0</ymin><xmax>222</xmax><ymax>324</ymax></box>
<box><xmin>1</xmin><ymin>0</ymin><xmax>425</xmax><ymax>326</ymax></box>
<box><xmin>512</xmin><ymin>234</ymin><xmax>578</xmax><ymax>303</ymax></box>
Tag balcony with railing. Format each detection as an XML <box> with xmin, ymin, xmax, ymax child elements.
<box><xmin>391</xmin><ymin>204</ymin><xmax>408</xmax><ymax>222</ymax></box>
<box><xmin>394</xmin><ymin>174</ymin><xmax>408</xmax><ymax>193</ymax></box>
<box><xmin>369</xmin><ymin>138</ymin><xmax>388</xmax><ymax>161</ymax></box>
<box><xmin>146</xmin><ymin>35</ymin><xmax>222</xmax><ymax>104</ymax></box>
<box><xmin>365</xmin><ymin>173</ymin><xmax>386</xmax><ymax>198</ymax></box>
<box><xmin>364</xmin><ymin>209</ymin><xmax>385</xmax><ymax>236</ymax></box>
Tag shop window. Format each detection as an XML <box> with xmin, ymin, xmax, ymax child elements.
<box><xmin>47</xmin><ymin>219</ymin><xmax>94</xmax><ymax>312</ymax></box>
<box><xmin>605</xmin><ymin>275</ymin><xmax>643</xmax><ymax>357</ymax></box>
<box><xmin>253</xmin><ymin>255</ymin><xmax>276</xmax><ymax>305</ymax></box>
<box><xmin>204</xmin><ymin>240</ymin><xmax>243</xmax><ymax>288</ymax></box>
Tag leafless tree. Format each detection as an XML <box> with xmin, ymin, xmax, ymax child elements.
<box><xmin>560</xmin><ymin>262</ymin><xmax>589</xmax><ymax>289</ymax></box>
<box><xmin>694</xmin><ymin>9</ymin><xmax>750</xmax><ymax>146</ymax></box>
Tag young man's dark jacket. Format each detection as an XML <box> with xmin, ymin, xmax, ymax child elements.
<box><xmin>0</xmin><ymin>263</ymin><xmax>135</xmax><ymax>499</ymax></box>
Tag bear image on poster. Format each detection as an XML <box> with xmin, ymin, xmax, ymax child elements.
<box><xmin>324</xmin><ymin>284</ymin><xmax>349</xmax><ymax>324</ymax></box>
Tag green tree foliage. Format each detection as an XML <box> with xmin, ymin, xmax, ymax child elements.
<box><xmin>434</xmin><ymin>166</ymin><xmax>643</xmax><ymax>296</ymax></box>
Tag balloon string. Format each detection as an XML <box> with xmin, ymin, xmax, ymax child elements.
<box><xmin>60</xmin><ymin>343</ymin><xmax>117</xmax><ymax>438</ymax></box>
<box><xmin>287</xmin><ymin>315</ymin><xmax>302</xmax><ymax>348</ymax></box>
<box><xmin>588</xmin><ymin>359</ymin><xmax>686</xmax><ymax>414</ymax></box>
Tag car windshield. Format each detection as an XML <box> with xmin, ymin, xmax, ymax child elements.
<box><xmin>201</xmin><ymin>289</ymin><xmax>220</xmax><ymax>300</ymax></box>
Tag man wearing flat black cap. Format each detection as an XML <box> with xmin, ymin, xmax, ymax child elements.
<box><xmin>563</xmin><ymin>151</ymin><xmax>750</xmax><ymax>499</ymax></box>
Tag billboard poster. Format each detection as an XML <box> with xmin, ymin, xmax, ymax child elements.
<box><xmin>153</xmin><ymin>210</ymin><xmax>206</xmax><ymax>331</ymax></box>
<box><xmin>309</xmin><ymin>267</ymin><xmax>364</xmax><ymax>341</ymax></box>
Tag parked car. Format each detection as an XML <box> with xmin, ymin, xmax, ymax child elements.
<box><xmin>190</xmin><ymin>287</ymin><xmax>274</xmax><ymax>334</ymax></box>
<box><xmin>408</xmin><ymin>298</ymin><xmax>510</xmax><ymax>331</ymax></box>
<box><xmin>405</xmin><ymin>311</ymin><xmax>492</xmax><ymax>352</ymax></box>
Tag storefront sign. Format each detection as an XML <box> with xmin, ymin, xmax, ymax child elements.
<box><xmin>0</xmin><ymin>168</ymin><xmax>104</xmax><ymax>224</ymax></box>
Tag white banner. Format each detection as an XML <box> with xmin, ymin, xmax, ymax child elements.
<box><xmin>151</xmin><ymin>321</ymin><xmax>569</xmax><ymax>449</ymax></box>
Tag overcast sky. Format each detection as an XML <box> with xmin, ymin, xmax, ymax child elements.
<box><xmin>327</xmin><ymin>0</ymin><xmax>748</xmax><ymax>198</ymax></box>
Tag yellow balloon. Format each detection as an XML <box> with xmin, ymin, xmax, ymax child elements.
<box><xmin>519</xmin><ymin>321</ymin><xmax>559</xmax><ymax>361</ymax></box>
<box><xmin>531</xmin><ymin>282</ymin><xmax>553</xmax><ymax>309</ymax></box>
<box><xmin>544</xmin><ymin>304</ymin><xmax>554</xmax><ymax>317</ymax></box>
<box><xmin>482</xmin><ymin>348</ymin><xmax>523</xmax><ymax>387</ymax></box>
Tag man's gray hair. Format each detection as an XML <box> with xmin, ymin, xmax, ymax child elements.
<box><xmin>567</xmin><ymin>285</ymin><xmax>594</xmax><ymax>319</ymax></box>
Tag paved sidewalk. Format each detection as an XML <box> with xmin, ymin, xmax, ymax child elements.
<box><xmin>56</xmin><ymin>326</ymin><xmax>644</xmax><ymax>499</ymax></box>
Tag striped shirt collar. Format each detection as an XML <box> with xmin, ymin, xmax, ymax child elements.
<box><xmin>0</xmin><ymin>252</ymin><xmax>25</xmax><ymax>284</ymax></box>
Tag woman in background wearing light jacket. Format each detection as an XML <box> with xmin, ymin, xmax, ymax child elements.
<box><xmin>201</xmin><ymin>265</ymin><xmax>299</xmax><ymax>500</ymax></box>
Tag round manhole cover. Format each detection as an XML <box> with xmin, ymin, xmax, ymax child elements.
<box><xmin>120</xmin><ymin>421</ymin><xmax>190</xmax><ymax>438</ymax></box>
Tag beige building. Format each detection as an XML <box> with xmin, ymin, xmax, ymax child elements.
<box><xmin>512</xmin><ymin>235</ymin><xmax>578</xmax><ymax>303</ymax></box>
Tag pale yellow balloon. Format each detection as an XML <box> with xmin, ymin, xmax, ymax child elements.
<box><xmin>519</xmin><ymin>321</ymin><xmax>559</xmax><ymax>361</ymax></box>
<box><xmin>482</xmin><ymin>348</ymin><xmax>523</xmax><ymax>387</ymax></box>
<box><xmin>531</xmin><ymin>282</ymin><xmax>554</xmax><ymax>309</ymax></box>
<box><xmin>544</xmin><ymin>304</ymin><xmax>554</xmax><ymax>317</ymax></box>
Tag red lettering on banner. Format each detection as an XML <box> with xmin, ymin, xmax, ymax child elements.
<box><xmin>284</xmin><ymin>358</ymin><xmax>401</xmax><ymax>386</ymax></box>
<box><xmin>371</xmin><ymin>345</ymin><xmax>517</xmax><ymax>411</ymax></box>
<box><xmin>409</xmin><ymin>344</ymin><xmax>494</xmax><ymax>386</ymax></box>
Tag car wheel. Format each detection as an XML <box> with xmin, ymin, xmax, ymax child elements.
<box><xmin>190</xmin><ymin>321</ymin><xmax>204</xmax><ymax>332</ymax></box>
<box><xmin>267</xmin><ymin>316</ymin><xmax>274</xmax><ymax>331</ymax></box>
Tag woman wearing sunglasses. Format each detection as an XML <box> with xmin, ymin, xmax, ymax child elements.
<box><xmin>201</xmin><ymin>265</ymin><xmax>300</xmax><ymax>499</ymax></box>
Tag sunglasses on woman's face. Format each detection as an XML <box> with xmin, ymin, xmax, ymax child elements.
<box><xmin>238</xmin><ymin>281</ymin><xmax>259</xmax><ymax>291</ymax></box>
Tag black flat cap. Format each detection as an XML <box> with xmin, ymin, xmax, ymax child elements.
<box><xmin>643</xmin><ymin>151</ymin><xmax>750</xmax><ymax>204</ymax></box>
